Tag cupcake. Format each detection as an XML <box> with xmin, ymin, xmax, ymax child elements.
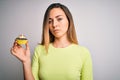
<box><xmin>15</xmin><ymin>34</ymin><xmax>28</xmax><ymax>45</ymax></box>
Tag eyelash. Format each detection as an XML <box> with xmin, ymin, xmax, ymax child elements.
<box><xmin>57</xmin><ymin>18</ymin><xmax>62</xmax><ymax>21</ymax></box>
<box><xmin>48</xmin><ymin>18</ymin><xmax>63</xmax><ymax>24</ymax></box>
<box><xmin>49</xmin><ymin>20</ymin><xmax>52</xmax><ymax>24</ymax></box>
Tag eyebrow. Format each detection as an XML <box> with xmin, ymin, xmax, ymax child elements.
<box><xmin>49</xmin><ymin>15</ymin><xmax>63</xmax><ymax>20</ymax></box>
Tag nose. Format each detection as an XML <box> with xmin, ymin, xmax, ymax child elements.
<box><xmin>53</xmin><ymin>20</ymin><xmax>58</xmax><ymax>28</ymax></box>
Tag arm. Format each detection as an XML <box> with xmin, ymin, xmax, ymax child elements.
<box><xmin>31</xmin><ymin>46</ymin><xmax>40</xmax><ymax>80</ymax></box>
<box><xmin>23</xmin><ymin>61</ymin><xmax>34</xmax><ymax>80</ymax></box>
<box><xmin>11</xmin><ymin>41</ymin><xmax>34</xmax><ymax>80</ymax></box>
<box><xmin>80</xmin><ymin>48</ymin><xmax>93</xmax><ymax>80</ymax></box>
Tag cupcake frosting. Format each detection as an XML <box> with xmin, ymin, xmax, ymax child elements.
<box><xmin>16</xmin><ymin>34</ymin><xmax>27</xmax><ymax>40</ymax></box>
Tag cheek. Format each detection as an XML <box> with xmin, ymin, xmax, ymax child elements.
<box><xmin>62</xmin><ymin>21</ymin><xmax>69</xmax><ymax>31</ymax></box>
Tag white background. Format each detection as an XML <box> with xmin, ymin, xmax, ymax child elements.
<box><xmin>0</xmin><ymin>0</ymin><xmax>120</xmax><ymax>80</ymax></box>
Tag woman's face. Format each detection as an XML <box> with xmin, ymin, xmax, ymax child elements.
<box><xmin>48</xmin><ymin>8</ymin><xmax>69</xmax><ymax>39</ymax></box>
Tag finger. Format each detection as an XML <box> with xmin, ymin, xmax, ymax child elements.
<box><xmin>12</xmin><ymin>41</ymin><xmax>16</xmax><ymax>48</ymax></box>
<box><xmin>16</xmin><ymin>43</ymin><xmax>22</xmax><ymax>48</ymax></box>
<box><xmin>13</xmin><ymin>41</ymin><xmax>18</xmax><ymax>48</ymax></box>
<box><xmin>25</xmin><ymin>41</ymin><xmax>30</xmax><ymax>50</ymax></box>
<box><xmin>10</xmin><ymin>48</ymin><xmax>19</xmax><ymax>58</ymax></box>
<box><xmin>10</xmin><ymin>48</ymin><xmax>16</xmax><ymax>55</ymax></box>
<box><xmin>13</xmin><ymin>41</ymin><xmax>21</xmax><ymax>48</ymax></box>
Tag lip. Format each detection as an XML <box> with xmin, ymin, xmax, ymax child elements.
<box><xmin>53</xmin><ymin>29</ymin><xmax>60</xmax><ymax>33</ymax></box>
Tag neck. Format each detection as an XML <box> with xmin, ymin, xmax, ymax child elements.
<box><xmin>53</xmin><ymin>36</ymin><xmax>71</xmax><ymax>48</ymax></box>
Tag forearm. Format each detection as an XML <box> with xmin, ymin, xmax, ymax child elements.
<box><xmin>23</xmin><ymin>60</ymin><xmax>34</xmax><ymax>80</ymax></box>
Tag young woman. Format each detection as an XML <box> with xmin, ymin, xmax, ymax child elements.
<box><xmin>11</xmin><ymin>3</ymin><xmax>93</xmax><ymax>80</ymax></box>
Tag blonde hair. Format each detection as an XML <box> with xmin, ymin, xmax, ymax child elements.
<box><xmin>41</xmin><ymin>3</ymin><xmax>78</xmax><ymax>52</ymax></box>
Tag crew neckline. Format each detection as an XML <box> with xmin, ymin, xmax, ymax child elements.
<box><xmin>50</xmin><ymin>43</ymin><xmax>75</xmax><ymax>49</ymax></box>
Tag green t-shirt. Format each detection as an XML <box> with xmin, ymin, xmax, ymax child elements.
<box><xmin>32</xmin><ymin>44</ymin><xmax>93</xmax><ymax>80</ymax></box>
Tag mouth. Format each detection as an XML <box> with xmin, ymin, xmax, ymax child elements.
<box><xmin>53</xmin><ymin>29</ymin><xmax>60</xmax><ymax>33</ymax></box>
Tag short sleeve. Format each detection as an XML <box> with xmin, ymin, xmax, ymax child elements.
<box><xmin>32</xmin><ymin>46</ymin><xmax>40</xmax><ymax>80</ymax></box>
<box><xmin>80</xmin><ymin>47</ymin><xmax>93</xmax><ymax>80</ymax></box>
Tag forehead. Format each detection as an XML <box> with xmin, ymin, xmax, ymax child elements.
<box><xmin>49</xmin><ymin>8</ymin><xmax>66</xmax><ymax>18</ymax></box>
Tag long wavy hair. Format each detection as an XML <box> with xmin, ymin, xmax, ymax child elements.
<box><xmin>40</xmin><ymin>3</ymin><xmax>78</xmax><ymax>52</ymax></box>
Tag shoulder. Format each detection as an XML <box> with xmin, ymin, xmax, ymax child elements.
<box><xmin>74</xmin><ymin>44</ymin><xmax>92</xmax><ymax>62</ymax></box>
<box><xmin>72</xmin><ymin>44</ymin><xmax>91</xmax><ymax>56</ymax></box>
<box><xmin>34</xmin><ymin>44</ymin><xmax>45</xmax><ymax>50</ymax></box>
<box><xmin>79</xmin><ymin>46</ymin><xmax>90</xmax><ymax>55</ymax></box>
<box><xmin>34</xmin><ymin>44</ymin><xmax>46</xmax><ymax>55</ymax></box>
<box><xmin>73</xmin><ymin>44</ymin><xmax>90</xmax><ymax>52</ymax></box>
